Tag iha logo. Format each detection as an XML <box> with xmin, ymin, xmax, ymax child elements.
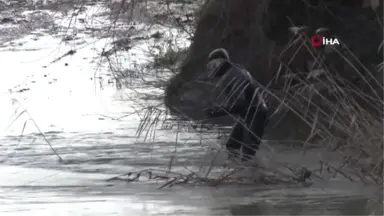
<box><xmin>310</xmin><ymin>35</ymin><xmax>340</xmax><ymax>48</ymax></box>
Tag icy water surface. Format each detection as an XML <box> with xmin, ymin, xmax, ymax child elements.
<box><xmin>0</xmin><ymin>2</ymin><xmax>382</xmax><ymax>216</ymax></box>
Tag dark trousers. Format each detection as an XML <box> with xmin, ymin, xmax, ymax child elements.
<box><xmin>225</xmin><ymin>106</ymin><xmax>268</xmax><ymax>161</ymax></box>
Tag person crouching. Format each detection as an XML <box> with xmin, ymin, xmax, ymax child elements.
<box><xmin>204</xmin><ymin>48</ymin><xmax>269</xmax><ymax>162</ymax></box>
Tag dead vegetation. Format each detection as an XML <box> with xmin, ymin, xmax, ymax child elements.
<box><xmin>106</xmin><ymin>166</ymin><xmax>314</xmax><ymax>188</ymax></box>
<box><xmin>102</xmin><ymin>0</ymin><xmax>383</xmax><ymax>186</ymax></box>
<box><xmin>5</xmin><ymin>0</ymin><xmax>381</xmax><ymax>188</ymax></box>
<box><xmin>267</xmin><ymin>28</ymin><xmax>383</xmax><ymax>183</ymax></box>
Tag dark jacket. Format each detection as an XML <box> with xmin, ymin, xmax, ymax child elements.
<box><xmin>206</xmin><ymin>58</ymin><xmax>268</xmax><ymax>117</ymax></box>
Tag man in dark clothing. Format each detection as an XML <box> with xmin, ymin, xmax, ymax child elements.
<box><xmin>204</xmin><ymin>48</ymin><xmax>269</xmax><ymax>162</ymax></box>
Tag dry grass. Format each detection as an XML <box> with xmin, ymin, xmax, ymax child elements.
<box><xmin>105</xmin><ymin>166</ymin><xmax>312</xmax><ymax>188</ymax></box>
<box><xmin>112</xmin><ymin>30</ymin><xmax>383</xmax><ymax>188</ymax></box>
<box><xmin>134</xmin><ymin>14</ymin><xmax>383</xmax><ymax>187</ymax></box>
<box><xmin>13</xmin><ymin>0</ymin><xmax>379</xmax><ymax>187</ymax></box>
<box><xmin>97</xmin><ymin>0</ymin><xmax>200</xmax><ymax>89</ymax></box>
<box><xmin>260</xmin><ymin>30</ymin><xmax>384</xmax><ymax>184</ymax></box>
<box><xmin>35</xmin><ymin>0</ymin><xmax>378</xmax><ymax>193</ymax></box>
<box><xmin>112</xmin><ymin>103</ymin><xmax>328</xmax><ymax>188</ymax></box>
<box><xmin>6</xmin><ymin>99</ymin><xmax>63</xmax><ymax>161</ymax></box>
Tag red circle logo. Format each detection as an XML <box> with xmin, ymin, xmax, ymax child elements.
<box><xmin>310</xmin><ymin>35</ymin><xmax>322</xmax><ymax>48</ymax></box>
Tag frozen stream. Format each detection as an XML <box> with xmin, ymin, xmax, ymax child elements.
<box><xmin>0</xmin><ymin>2</ymin><xmax>382</xmax><ymax>215</ymax></box>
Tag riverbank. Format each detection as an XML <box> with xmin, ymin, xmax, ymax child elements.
<box><xmin>0</xmin><ymin>1</ymin><xmax>382</xmax><ymax>215</ymax></box>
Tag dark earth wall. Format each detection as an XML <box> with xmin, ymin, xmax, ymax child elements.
<box><xmin>164</xmin><ymin>0</ymin><xmax>383</xmax><ymax>142</ymax></box>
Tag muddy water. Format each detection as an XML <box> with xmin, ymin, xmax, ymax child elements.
<box><xmin>0</xmin><ymin>2</ymin><xmax>382</xmax><ymax>216</ymax></box>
